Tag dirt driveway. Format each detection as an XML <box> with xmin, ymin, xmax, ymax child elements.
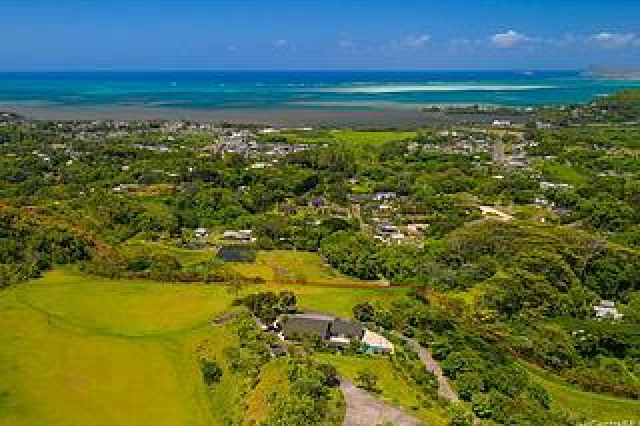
<box><xmin>340</xmin><ymin>379</ymin><xmax>424</xmax><ymax>426</ymax></box>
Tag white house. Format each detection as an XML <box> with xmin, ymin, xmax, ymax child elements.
<box><xmin>362</xmin><ymin>330</ymin><xmax>394</xmax><ymax>355</ymax></box>
<box><xmin>194</xmin><ymin>228</ymin><xmax>209</xmax><ymax>238</ymax></box>
<box><xmin>594</xmin><ymin>300</ymin><xmax>623</xmax><ymax>320</ymax></box>
<box><xmin>223</xmin><ymin>229</ymin><xmax>256</xmax><ymax>242</ymax></box>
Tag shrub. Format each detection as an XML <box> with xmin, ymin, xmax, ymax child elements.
<box><xmin>201</xmin><ymin>359</ymin><xmax>223</xmax><ymax>385</ymax></box>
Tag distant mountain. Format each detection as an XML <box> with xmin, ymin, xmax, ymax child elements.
<box><xmin>583</xmin><ymin>67</ymin><xmax>640</xmax><ymax>80</ymax></box>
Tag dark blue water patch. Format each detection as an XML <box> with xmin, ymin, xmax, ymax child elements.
<box><xmin>217</xmin><ymin>246</ymin><xmax>256</xmax><ymax>263</ymax></box>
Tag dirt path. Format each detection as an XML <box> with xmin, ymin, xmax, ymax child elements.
<box><xmin>394</xmin><ymin>334</ymin><xmax>459</xmax><ymax>403</ymax></box>
<box><xmin>478</xmin><ymin>205</ymin><xmax>514</xmax><ymax>221</ymax></box>
<box><xmin>340</xmin><ymin>379</ymin><xmax>424</xmax><ymax>426</ymax></box>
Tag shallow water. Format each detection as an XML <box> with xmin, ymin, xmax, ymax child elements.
<box><xmin>1</xmin><ymin>70</ymin><xmax>639</xmax><ymax>111</ymax></box>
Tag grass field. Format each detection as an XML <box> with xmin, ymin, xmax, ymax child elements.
<box><xmin>126</xmin><ymin>244</ymin><xmax>382</xmax><ymax>288</ymax></box>
<box><xmin>229</xmin><ymin>250</ymin><xmax>351</xmax><ymax>282</ymax></box>
<box><xmin>2</xmin><ymin>267</ymin><xmax>639</xmax><ymax>425</ymax></box>
<box><xmin>0</xmin><ymin>268</ymin><xmax>407</xmax><ymax>425</ymax></box>
<box><xmin>521</xmin><ymin>362</ymin><xmax>640</xmax><ymax>422</ymax></box>
<box><xmin>123</xmin><ymin>240</ymin><xmax>218</xmax><ymax>265</ymax></box>
<box><xmin>536</xmin><ymin>160</ymin><xmax>588</xmax><ymax>186</ymax></box>
<box><xmin>0</xmin><ymin>286</ymin><xmax>216</xmax><ymax>426</ymax></box>
<box><xmin>243</xmin><ymin>359</ymin><xmax>290</xmax><ymax>425</ymax></box>
<box><xmin>314</xmin><ymin>353</ymin><xmax>448</xmax><ymax>425</ymax></box>
<box><xmin>330</xmin><ymin>130</ymin><xmax>418</xmax><ymax>146</ymax></box>
<box><xmin>329</xmin><ymin>130</ymin><xmax>418</xmax><ymax>160</ymax></box>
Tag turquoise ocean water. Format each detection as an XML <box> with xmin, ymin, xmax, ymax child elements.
<box><xmin>0</xmin><ymin>71</ymin><xmax>639</xmax><ymax>111</ymax></box>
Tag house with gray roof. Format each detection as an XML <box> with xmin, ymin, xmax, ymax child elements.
<box><xmin>279</xmin><ymin>313</ymin><xmax>364</xmax><ymax>343</ymax></box>
<box><xmin>277</xmin><ymin>312</ymin><xmax>393</xmax><ymax>354</ymax></box>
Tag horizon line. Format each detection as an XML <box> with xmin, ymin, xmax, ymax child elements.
<box><xmin>0</xmin><ymin>68</ymin><xmax>583</xmax><ymax>73</ymax></box>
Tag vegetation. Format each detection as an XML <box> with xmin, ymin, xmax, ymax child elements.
<box><xmin>1</xmin><ymin>90</ymin><xmax>640</xmax><ymax>424</ymax></box>
<box><xmin>315</xmin><ymin>353</ymin><xmax>449</xmax><ymax>425</ymax></box>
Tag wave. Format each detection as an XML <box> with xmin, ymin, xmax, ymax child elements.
<box><xmin>319</xmin><ymin>84</ymin><xmax>556</xmax><ymax>94</ymax></box>
<box><xmin>287</xmin><ymin>100</ymin><xmax>500</xmax><ymax>109</ymax></box>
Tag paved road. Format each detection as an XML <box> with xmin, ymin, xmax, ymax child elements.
<box><xmin>340</xmin><ymin>379</ymin><xmax>423</xmax><ymax>426</ymax></box>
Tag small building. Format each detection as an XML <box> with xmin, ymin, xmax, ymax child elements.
<box><xmin>362</xmin><ymin>330</ymin><xmax>394</xmax><ymax>355</ymax></box>
<box><xmin>373</xmin><ymin>192</ymin><xmax>397</xmax><ymax>201</ymax></box>
<box><xmin>194</xmin><ymin>228</ymin><xmax>209</xmax><ymax>238</ymax></box>
<box><xmin>250</xmin><ymin>162</ymin><xmax>271</xmax><ymax>169</ymax></box>
<box><xmin>378</xmin><ymin>224</ymin><xmax>399</xmax><ymax>235</ymax></box>
<box><xmin>281</xmin><ymin>204</ymin><xmax>298</xmax><ymax>216</ymax></box>
<box><xmin>594</xmin><ymin>300</ymin><xmax>624</xmax><ymax>320</ymax></box>
<box><xmin>406</xmin><ymin>224</ymin><xmax>429</xmax><ymax>235</ymax></box>
<box><xmin>223</xmin><ymin>229</ymin><xmax>255</xmax><ymax>242</ymax></box>
<box><xmin>310</xmin><ymin>197</ymin><xmax>326</xmax><ymax>208</ymax></box>
<box><xmin>540</xmin><ymin>181</ymin><xmax>573</xmax><ymax>191</ymax></box>
<box><xmin>553</xmin><ymin>207</ymin><xmax>572</xmax><ymax>217</ymax></box>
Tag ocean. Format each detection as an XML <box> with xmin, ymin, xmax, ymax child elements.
<box><xmin>1</xmin><ymin>71</ymin><xmax>639</xmax><ymax>113</ymax></box>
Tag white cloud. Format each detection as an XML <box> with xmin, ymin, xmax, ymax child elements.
<box><xmin>449</xmin><ymin>38</ymin><xmax>473</xmax><ymax>49</ymax></box>
<box><xmin>489</xmin><ymin>30</ymin><xmax>531</xmax><ymax>48</ymax></box>
<box><xmin>273</xmin><ymin>39</ymin><xmax>289</xmax><ymax>47</ymax></box>
<box><xmin>404</xmin><ymin>34</ymin><xmax>431</xmax><ymax>48</ymax></box>
<box><xmin>544</xmin><ymin>34</ymin><xmax>578</xmax><ymax>48</ymax></box>
<box><xmin>337</xmin><ymin>39</ymin><xmax>355</xmax><ymax>49</ymax></box>
<box><xmin>588</xmin><ymin>32</ymin><xmax>638</xmax><ymax>49</ymax></box>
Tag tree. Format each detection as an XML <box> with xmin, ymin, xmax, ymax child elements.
<box><xmin>446</xmin><ymin>403</ymin><xmax>474</xmax><ymax>426</ymax></box>
<box><xmin>316</xmin><ymin>363</ymin><xmax>339</xmax><ymax>387</ymax></box>
<box><xmin>527</xmin><ymin>383</ymin><xmax>551</xmax><ymax>409</ymax></box>
<box><xmin>352</xmin><ymin>302</ymin><xmax>376</xmax><ymax>323</ymax></box>
<box><xmin>277</xmin><ymin>291</ymin><xmax>297</xmax><ymax>312</ymax></box>
<box><xmin>471</xmin><ymin>393</ymin><xmax>494</xmax><ymax>419</ymax></box>
<box><xmin>201</xmin><ymin>358</ymin><xmax>223</xmax><ymax>385</ymax></box>
<box><xmin>355</xmin><ymin>370</ymin><xmax>379</xmax><ymax>392</ymax></box>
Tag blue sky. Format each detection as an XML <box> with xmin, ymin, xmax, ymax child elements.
<box><xmin>1</xmin><ymin>0</ymin><xmax>639</xmax><ymax>70</ymax></box>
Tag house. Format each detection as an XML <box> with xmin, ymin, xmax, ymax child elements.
<box><xmin>373</xmin><ymin>192</ymin><xmax>397</xmax><ymax>201</ymax></box>
<box><xmin>406</xmin><ymin>224</ymin><xmax>429</xmax><ymax>235</ymax></box>
<box><xmin>223</xmin><ymin>229</ymin><xmax>256</xmax><ymax>242</ymax></box>
<box><xmin>194</xmin><ymin>228</ymin><xmax>209</xmax><ymax>238</ymax></box>
<box><xmin>281</xmin><ymin>204</ymin><xmax>298</xmax><ymax>216</ymax></box>
<box><xmin>277</xmin><ymin>313</ymin><xmax>393</xmax><ymax>354</ymax></box>
<box><xmin>250</xmin><ymin>162</ymin><xmax>271</xmax><ymax>169</ymax></box>
<box><xmin>540</xmin><ymin>181</ymin><xmax>573</xmax><ymax>190</ymax></box>
<box><xmin>552</xmin><ymin>207</ymin><xmax>572</xmax><ymax>217</ymax></box>
<box><xmin>279</xmin><ymin>313</ymin><xmax>362</xmax><ymax>341</ymax></box>
<box><xmin>594</xmin><ymin>300</ymin><xmax>624</xmax><ymax>320</ymax></box>
<box><xmin>309</xmin><ymin>197</ymin><xmax>326</xmax><ymax>208</ymax></box>
<box><xmin>362</xmin><ymin>330</ymin><xmax>395</xmax><ymax>355</ymax></box>
<box><xmin>375</xmin><ymin>224</ymin><xmax>396</xmax><ymax>238</ymax></box>
<box><xmin>492</xmin><ymin>119</ymin><xmax>512</xmax><ymax>127</ymax></box>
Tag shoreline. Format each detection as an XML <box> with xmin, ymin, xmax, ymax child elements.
<box><xmin>0</xmin><ymin>104</ymin><xmax>527</xmax><ymax>128</ymax></box>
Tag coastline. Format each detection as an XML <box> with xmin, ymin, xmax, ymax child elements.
<box><xmin>0</xmin><ymin>103</ymin><xmax>526</xmax><ymax>128</ymax></box>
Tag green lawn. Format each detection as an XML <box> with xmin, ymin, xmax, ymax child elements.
<box><xmin>330</xmin><ymin>130</ymin><xmax>418</xmax><ymax>146</ymax></box>
<box><xmin>0</xmin><ymin>287</ymin><xmax>216</xmax><ymax>426</ymax></box>
<box><xmin>229</xmin><ymin>249</ymin><xmax>356</xmax><ymax>282</ymax></box>
<box><xmin>123</xmin><ymin>240</ymin><xmax>218</xmax><ymax>265</ymax></box>
<box><xmin>243</xmin><ymin>359</ymin><xmax>290</xmax><ymax>425</ymax></box>
<box><xmin>521</xmin><ymin>362</ymin><xmax>640</xmax><ymax>422</ymax></box>
<box><xmin>315</xmin><ymin>353</ymin><xmax>448</xmax><ymax>425</ymax></box>
<box><xmin>16</xmin><ymin>269</ymin><xmax>235</xmax><ymax>337</ymax></box>
<box><xmin>0</xmin><ymin>268</ymin><xmax>407</xmax><ymax>426</ymax></box>
<box><xmin>536</xmin><ymin>160</ymin><xmax>588</xmax><ymax>186</ymax></box>
<box><xmin>329</xmin><ymin>130</ymin><xmax>418</xmax><ymax>159</ymax></box>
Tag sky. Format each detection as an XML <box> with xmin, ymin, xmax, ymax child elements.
<box><xmin>1</xmin><ymin>0</ymin><xmax>640</xmax><ymax>71</ymax></box>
